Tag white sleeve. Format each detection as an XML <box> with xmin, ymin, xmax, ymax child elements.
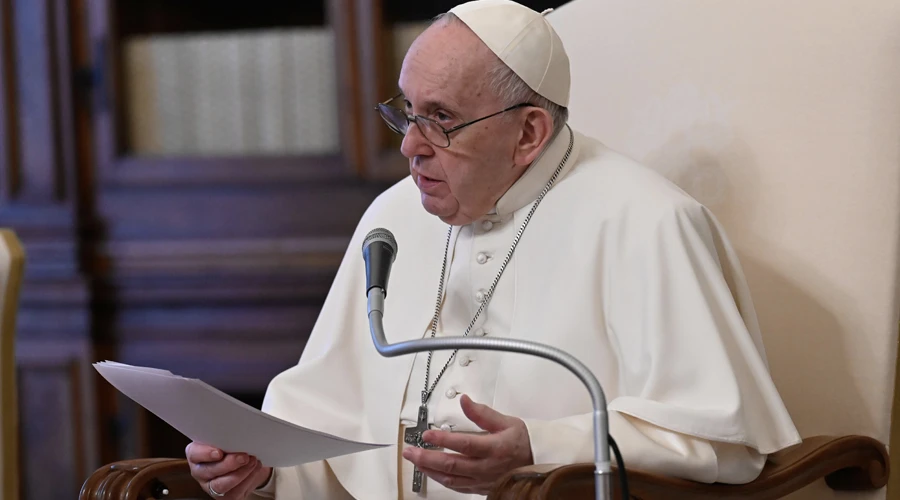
<box><xmin>249</xmin><ymin>460</ymin><xmax>354</xmax><ymax>500</ymax></box>
<box><xmin>250</xmin><ymin>467</ymin><xmax>276</xmax><ymax>498</ymax></box>
<box><xmin>524</xmin><ymin>410</ymin><xmax>766</xmax><ymax>484</ymax></box>
<box><xmin>601</xmin><ymin>201</ymin><xmax>799</xmax><ymax>455</ymax></box>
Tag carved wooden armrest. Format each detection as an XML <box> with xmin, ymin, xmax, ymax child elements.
<box><xmin>488</xmin><ymin>435</ymin><xmax>890</xmax><ymax>500</ymax></box>
<box><xmin>80</xmin><ymin>435</ymin><xmax>887</xmax><ymax>500</ymax></box>
<box><xmin>80</xmin><ymin>458</ymin><xmax>208</xmax><ymax>500</ymax></box>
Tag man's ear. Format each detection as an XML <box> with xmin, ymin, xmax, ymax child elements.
<box><xmin>514</xmin><ymin>107</ymin><xmax>554</xmax><ymax>167</ymax></box>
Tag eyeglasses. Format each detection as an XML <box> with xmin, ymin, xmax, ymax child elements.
<box><xmin>375</xmin><ymin>93</ymin><xmax>532</xmax><ymax>148</ymax></box>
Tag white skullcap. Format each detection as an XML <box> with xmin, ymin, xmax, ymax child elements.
<box><xmin>449</xmin><ymin>0</ymin><xmax>570</xmax><ymax>107</ymax></box>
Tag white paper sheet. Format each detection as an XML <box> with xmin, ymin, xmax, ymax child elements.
<box><xmin>94</xmin><ymin>361</ymin><xmax>388</xmax><ymax>467</ymax></box>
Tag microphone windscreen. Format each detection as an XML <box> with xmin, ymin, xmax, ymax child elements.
<box><xmin>362</xmin><ymin>228</ymin><xmax>398</xmax><ymax>259</ymax></box>
<box><xmin>362</xmin><ymin>228</ymin><xmax>398</xmax><ymax>297</ymax></box>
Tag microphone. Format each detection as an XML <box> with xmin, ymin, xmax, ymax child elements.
<box><xmin>362</xmin><ymin>228</ymin><xmax>398</xmax><ymax>299</ymax></box>
<box><xmin>363</xmin><ymin>228</ymin><xmax>612</xmax><ymax>500</ymax></box>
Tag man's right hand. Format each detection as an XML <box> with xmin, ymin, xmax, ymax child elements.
<box><xmin>186</xmin><ymin>442</ymin><xmax>272</xmax><ymax>499</ymax></box>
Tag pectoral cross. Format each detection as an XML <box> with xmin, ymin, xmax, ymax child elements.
<box><xmin>404</xmin><ymin>402</ymin><xmax>437</xmax><ymax>492</ymax></box>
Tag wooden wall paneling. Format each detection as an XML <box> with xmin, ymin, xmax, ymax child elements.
<box><xmin>71</xmin><ymin>0</ymin><xmax>96</xmax><ymax>229</ymax></box>
<box><xmin>96</xmin><ymin>235</ymin><xmax>346</xmax><ymax>392</ymax></box>
<box><xmin>16</xmin><ymin>277</ymin><xmax>96</xmax><ymax>497</ymax></box>
<box><xmin>2</xmin><ymin>0</ymin><xmax>81</xmax><ymax>223</ymax></box>
<box><xmin>355</xmin><ymin>0</ymin><xmax>409</xmax><ymax>181</ymax></box>
<box><xmin>327</xmin><ymin>0</ymin><xmax>365</xmax><ymax>176</ymax></box>
<box><xmin>85</xmin><ymin>0</ymin><xmax>114</xmax><ymax>178</ymax></box>
<box><xmin>3</xmin><ymin>0</ymin><xmax>84</xmax><ymax>301</ymax></box>
<box><xmin>95</xmin><ymin>236</ymin><xmax>347</xmax><ymax>300</ymax></box>
<box><xmin>104</xmin><ymin>155</ymin><xmax>351</xmax><ymax>187</ymax></box>
<box><xmin>16</xmin><ymin>339</ymin><xmax>97</xmax><ymax>500</ymax></box>
<box><xmin>0</xmin><ymin>0</ymin><xmax>95</xmax><ymax>499</ymax></box>
<box><xmin>96</xmin><ymin>184</ymin><xmax>386</xmax><ymax>240</ymax></box>
<box><xmin>53</xmin><ymin>0</ymin><xmax>78</xmax><ymax>203</ymax></box>
<box><xmin>120</xmin><ymin>339</ymin><xmax>310</xmax><ymax>394</ymax></box>
<box><xmin>355</xmin><ymin>0</ymin><xmax>386</xmax><ymax>174</ymax></box>
<box><xmin>0</xmin><ymin>0</ymin><xmax>21</xmax><ymax>202</ymax></box>
<box><xmin>79</xmin><ymin>0</ymin><xmax>396</xmax><ymax>479</ymax></box>
<box><xmin>13</xmin><ymin>0</ymin><xmax>65</xmax><ymax>202</ymax></box>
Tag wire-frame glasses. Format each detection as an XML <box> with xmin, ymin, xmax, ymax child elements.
<box><xmin>375</xmin><ymin>93</ymin><xmax>532</xmax><ymax>148</ymax></box>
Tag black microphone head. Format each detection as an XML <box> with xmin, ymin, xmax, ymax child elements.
<box><xmin>362</xmin><ymin>228</ymin><xmax>398</xmax><ymax>259</ymax></box>
<box><xmin>362</xmin><ymin>228</ymin><xmax>398</xmax><ymax>297</ymax></box>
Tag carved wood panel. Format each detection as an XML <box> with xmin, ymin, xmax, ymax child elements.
<box><xmin>0</xmin><ymin>0</ymin><xmax>95</xmax><ymax>499</ymax></box>
<box><xmin>9</xmin><ymin>0</ymin><xmax>76</xmax><ymax>203</ymax></box>
<box><xmin>0</xmin><ymin>0</ymin><xmax>19</xmax><ymax>202</ymax></box>
<box><xmin>17</xmin><ymin>340</ymin><xmax>97</xmax><ymax>500</ymax></box>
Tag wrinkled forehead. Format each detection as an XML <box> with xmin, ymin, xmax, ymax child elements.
<box><xmin>398</xmin><ymin>23</ymin><xmax>496</xmax><ymax>111</ymax></box>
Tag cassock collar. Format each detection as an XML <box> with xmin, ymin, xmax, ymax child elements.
<box><xmin>493</xmin><ymin>125</ymin><xmax>579</xmax><ymax>217</ymax></box>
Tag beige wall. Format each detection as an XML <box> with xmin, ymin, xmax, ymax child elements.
<box><xmin>550</xmin><ymin>1</ymin><xmax>900</xmax><ymax>498</ymax></box>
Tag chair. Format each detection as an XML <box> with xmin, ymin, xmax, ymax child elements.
<box><xmin>79</xmin><ymin>434</ymin><xmax>889</xmax><ymax>499</ymax></box>
<box><xmin>80</xmin><ymin>0</ymin><xmax>900</xmax><ymax>497</ymax></box>
<box><xmin>0</xmin><ymin>230</ymin><xmax>25</xmax><ymax>500</ymax></box>
<box><xmin>488</xmin><ymin>436</ymin><xmax>889</xmax><ymax>499</ymax></box>
<box><xmin>542</xmin><ymin>0</ymin><xmax>900</xmax><ymax>498</ymax></box>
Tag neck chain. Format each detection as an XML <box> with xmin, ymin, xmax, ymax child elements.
<box><xmin>420</xmin><ymin>126</ymin><xmax>574</xmax><ymax>406</ymax></box>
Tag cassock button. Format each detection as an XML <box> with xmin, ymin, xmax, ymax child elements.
<box><xmin>445</xmin><ymin>388</ymin><xmax>458</xmax><ymax>399</ymax></box>
<box><xmin>474</xmin><ymin>290</ymin><xmax>486</xmax><ymax>303</ymax></box>
<box><xmin>482</xmin><ymin>220</ymin><xmax>494</xmax><ymax>231</ymax></box>
<box><xmin>476</xmin><ymin>253</ymin><xmax>488</xmax><ymax>265</ymax></box>
<box><xmin>459</xmin><ymin>355</ymin><xmax>471</xmax><ymax>367</ymax></box>
<box><xmin>440</xmin><ymin>423</ymin><xmax>452</xmax><ymax>432</ymax></box>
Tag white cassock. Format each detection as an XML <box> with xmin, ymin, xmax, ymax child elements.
<box><xmin>252</xmin><ymin>126</ymin><xmax>801</xmax><ymax>499</ymax></box>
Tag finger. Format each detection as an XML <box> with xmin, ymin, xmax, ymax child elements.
<box><xmin>185</xmin><ymin>442</ymin><xmax>224</xmax><ymax>464</ymax></box>
<box><xmin>460</xmin><ymin>394</ymin><xmax>512</xmax><ymax>433</ymax></box>
<box><xmin>421</xmin><ymin>429</ymin><xmax>495</xmax><ymax>458</ymax></box>
<box><xmin>417</xmin><ymin>464</ymin><xmax>484</xmax><ymax>491</ymax></box>
<box><xmin>450</xmin><ymin>486</ymin><xmax>485</xmax><ymax>495</ymax></box>
<box><xmin>402</xmin><ymin>447</ymin><xmax>483</xmax><ymax>478</ymax></box>
<box><xmin>191</xmin><ymin>452</ymin><xmax>253</xmax><ymax>482</ymax></box>
<box><xmin>244</xmin><ymin>464</ymin><xmax>273</xmax><ymax>493</ymax></box>
<box><xmin>231</xmin><ymin>460</ymin><xmax>266</xmax><ymax>498</ymax></box>
<box><xmin>207</xmin><ymin>456</ymin><xmax>259</xmax><ymax>496</ymax></box>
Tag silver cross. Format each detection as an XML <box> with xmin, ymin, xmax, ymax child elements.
<box><xmin>404</xmin><ymin>403</ymin><xmax>437</xmax><ymax>492</ymax></box>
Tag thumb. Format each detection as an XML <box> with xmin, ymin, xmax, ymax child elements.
<box><xmin>460</xmin><ymin>394</ymin><xmax>512</xmax><ymax>433</ymax></box>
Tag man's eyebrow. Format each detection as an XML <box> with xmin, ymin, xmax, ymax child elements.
<box><xmin>397</xmin><ymin>88</ymin><xmax>461</xmax><ymax>114</ymax></box>
<box><xmin>421</xmin><ymin>99</ymin><xmax>458</xmax><ymax>113</ymax></box>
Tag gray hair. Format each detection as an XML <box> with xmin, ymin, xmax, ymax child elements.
<box><xmin>432</xmin><ymin>13</ymin><xmax>569</xmax><ymax>139</ymax></box>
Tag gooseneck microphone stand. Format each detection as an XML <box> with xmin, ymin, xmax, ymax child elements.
<box><xmin>363</xmin><ymin>229</ymin><xmax>611</xmax><ymax>500</ymax></box>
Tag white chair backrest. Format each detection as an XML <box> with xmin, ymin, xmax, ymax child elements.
<box><xmin>550</xmin><ymin>1</ymin><xmax>900</xmax><ymax>498</ymax></box>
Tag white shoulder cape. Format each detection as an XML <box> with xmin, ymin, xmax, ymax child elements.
<box><xmin>261</xmin><ymin>131</ymin><xmax>801</xmax><ymax>499</ymax></box>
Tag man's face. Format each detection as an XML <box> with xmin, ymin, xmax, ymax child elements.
<box><xmin>398</xmin><ymin>21</ymin><xmax>526</xmax><ymax>226</ymax></box>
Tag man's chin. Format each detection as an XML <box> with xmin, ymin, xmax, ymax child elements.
<box><xmin>420</xmin><ymin>197</ymin><xmax>477</xmax><ymax>226</ymax></box>
<box><xmin>420</xmin><ymin>195</ymin><xmax>458</xmax><ymax>223</ymax></box>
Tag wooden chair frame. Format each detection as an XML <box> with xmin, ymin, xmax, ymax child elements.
<box><xmin>0</xmin><ymin>230</ymin><xmax>25</xmax><ymax>500</ymax></box>
<box><xmin>79</xmin><ymin>434</ymin><xmax>888</xmax><ymax>500</ymax></box>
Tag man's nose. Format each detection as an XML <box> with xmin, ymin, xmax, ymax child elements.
<box><xmin>400</xmin><ymin>121</ymin><xmax>434</xmax><ymax>159</ymax></box>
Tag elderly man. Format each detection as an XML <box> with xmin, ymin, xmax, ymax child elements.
<box><xmin>185</xmin><ymin>1</ymin><xmax>801</xmax><ymax>498</ymax></box>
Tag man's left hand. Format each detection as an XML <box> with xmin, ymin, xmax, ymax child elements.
<box><xmin>402</xmin><ymin>394</ymin><xmax>534</xmax><ymax>495</ymax></box>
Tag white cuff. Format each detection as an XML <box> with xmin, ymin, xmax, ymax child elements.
<box><xmin>250</xmin><ymin>467</ymin><xmax>276</xmax><ymax>498</ymax></box>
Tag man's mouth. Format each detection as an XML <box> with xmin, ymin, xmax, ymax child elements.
<box><xmin>416</xmin><ymin>173</ymin><xmax>443</xmax><ymax>191</ymax></box>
